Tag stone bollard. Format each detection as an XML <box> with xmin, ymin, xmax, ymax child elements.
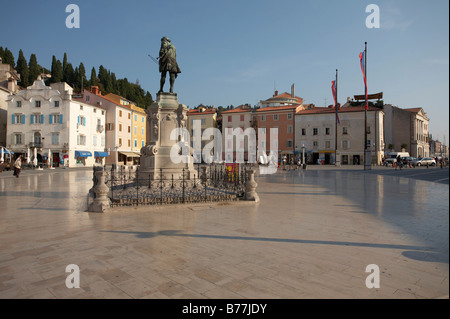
<box><xmin>245</xmin><ymin>169</ymin><xmax>259</xmax><ymax>202</ymax></box>
<box><xmin>88</xmin><ymin>168</ymin><xmax>111</xmax><ymax>212</ymax></box>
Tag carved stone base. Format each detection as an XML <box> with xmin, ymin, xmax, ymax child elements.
<box><xmin>140</xmin><ymin>92</ymin><xmax>195</xmax><ymax>180</ymax></box>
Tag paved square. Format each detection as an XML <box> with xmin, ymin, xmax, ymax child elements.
<box><xmin>0</xmin><ymin>166</ymin><xmax>448</xmax><ymax>299</ymax></box>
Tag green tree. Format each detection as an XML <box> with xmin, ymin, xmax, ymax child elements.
<box><xmin>62</xmin><ymin>52</ymin><xmax>68</xmax><ymax>75</ymax></box>
<box><xmin>64</xmin><ymin>63</ymin><xmax>74</xmax><ymax>85</ymax></box>
<box><xmin>16</xmin><ymin>49</ymin><xmax>29</xmax><ymax>87</ymax></box>
<box><xmin>89</xmin><ymin>67</ymin><xmax>97</xmax><ymax>86</ymax></box>
<box><xmin>28</xmin><ymin>53</ymin><xmax>40</xmax><ymax>83</ymax></box>
<box><xmin>78</xmin><ymin>62</ymin><xmax>86</xmax><ymax>89</ymax></box>
<box><xmin>51</xmin><ymin>56</ymin><xmax>63</xmax><ymax>83</ymax></box>
<box><xmin>0</xmin><ymin>47</ymin><xmax>4</xmax><ymax>61</ymax></box>
<box><xmin>3</xmin><ymin>47</ymin><xmax>15</xmax><ymax>69</ymax></box>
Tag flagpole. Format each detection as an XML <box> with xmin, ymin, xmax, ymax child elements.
<box><xmin>335</xmin><ymin>69</ymin><xmax>338</xmax><ymax>166</ymax></box>
<box><xmin>364</xmin><ymin>41</ymin><xmax>370</xmax><ymax>170</ymax></box>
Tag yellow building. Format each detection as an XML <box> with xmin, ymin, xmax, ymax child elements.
<box><xmin>104</xmin><ymin>93</ymin><xmax>146</xmax><ymax>164</ymax></box>
<box><xmin>130</xmin><ymin>104</ymin><xmax>147</xmax><ymax>153</ymax></box>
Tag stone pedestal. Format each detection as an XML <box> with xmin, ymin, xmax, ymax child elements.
<box><xmin>140</xmin><ymin>93</ymin><xmax>196</xmax><ymax>180</ymax></box>
<box><xmin>88</xmin><ymin>169</ymin><xmax>111</xmax><ymax>212</ymax></box>
<box><xmin>245</xmin><ymin>169</ymin><xmax>259</xmax><ymax>202</ymax></box>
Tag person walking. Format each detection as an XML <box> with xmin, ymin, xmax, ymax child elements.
<box><xmin>395</xmin><ymin>154</ymin><xmax>402</xmax><ymax>170</ymax></box>
<box><xmin>13</xmin><ymin>155</ymin><xmax>22</xmax><ymax>178</ymax></box>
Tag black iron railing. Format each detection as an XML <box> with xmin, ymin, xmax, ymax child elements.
<box><xmin>95</xmin><ymin>164</ymin><xmax>249</xmax><ymax>207</ymax></box>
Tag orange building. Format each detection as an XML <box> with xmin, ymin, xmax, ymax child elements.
<box><xmin>256</xmin><ymin>104</ymin><xmax>303</xmax><ymax>163</ymax></box>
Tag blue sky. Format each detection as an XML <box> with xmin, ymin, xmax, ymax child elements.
<box><xmin>1</xmin><ymin>0</ymin><xmax>449</xmax><ymax>141</ymax></box>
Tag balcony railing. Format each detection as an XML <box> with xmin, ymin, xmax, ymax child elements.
<box><xmin>29</xmin><ymin>142</ymin><xmax>43</xmax><ymax>148</ymax></box>
<box><xmin>97</xmin><ymin>125</ymin><xmax>104</xmax><ymax>133</ymax></box>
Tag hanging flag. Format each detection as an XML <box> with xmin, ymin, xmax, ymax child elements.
<box><xmin>359</xmin><ymin>51</ymin><xmax>368</xmax><ymax>109</ymax></box>
<box><xmin>331</xmin><ymin>80</ymin><xmax>340</xmax><ymax>124</ymax></box>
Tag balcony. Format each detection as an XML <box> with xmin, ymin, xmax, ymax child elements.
<box><xmin>29</xmin><ymin>142</ymin><xmax>43</xmax><ymax>148</ymax></box>
<box><xmin>97</xmin><ymin>125</ymin><xmax>104</xmax><ymax>133</ymax></box>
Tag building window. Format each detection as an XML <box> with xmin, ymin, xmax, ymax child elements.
<box><xmin>78</xmin><ymin>116</ymin><xmax>86</xmax><ymax>126</ymax></box>
<box><xmin>240</xmin><ymin>115</ymin><xmax>244</xmax><ymax>121</ymax></box>
<box><xmin>16</xmin><ymin>101</ymin><xmax>22</xmax><ymax>108</ymax></box>
<box><xmin>261</xmin><ymin>115</ymin><xmax>266</xmax><ymax>121</ymax></box>
<box><xmin>135</xmin><ymin>114</ymin><xmax>137</xmax><ymax>121</ymax></box>
<box><xmin>134</xmin><ymin>126</ymin><xmax>137</xmax><ymax>134</ymax></box>
<box><xmin>343</xmin><ymin>127</ymin><xmax>348</xmax><ymax>135</ymax></box>
<box><xmin>102</xmin><ymin>110</ymin><xmax>105</xmax><ymax>115</ymax></box>
<box><xmin>325</xmin><ymin>141</ymin><xmax>331</xmax><ymax>149</ymax></box>
<box><xmin>287</xmin><ymin>113</ymin><xmax>292</xmax><ymax>120</ymax></box>
<box><xmin>228</xmin><ymin>116</ymin><xmax>232</xmax><ymax>122</ymax></box>
<box><xmin>367</xmin><ymin>126</ymin><xmax>371</xmax><ymax>134</ymax></box>
<box><xmin>201</xmin><ymin>118</ymin><xmax>206</xmax><ymax>125</ymax></box>
<box><xmin>14</xmin><ymin>133</ymin><xmax>23</xmax><ymax>145</ymax></box>
<box><xmin>128</xmin><ymin>113</ymin><xmax>131</xmax><ymax>119</ymax></box>
<box><xmin>342</xmin><ymin>155</ymin><xmax>349</xmax><ymax>165</ymax></box>
<box><xmin>35</xmin><ymin>101</ymin><xmax>41</xmax><ymax>108</ymax></box>
<box><xmin>12</xmin><ymin>114</ymin><xmax>25</xmax><ymax>124</ymax></box>
<box><xmin>273</xmin><ymin>114</ymin><xmax>279</xmax><ymax>121</ymax></box>
<box><xmin>54</xmin><ymin>101</ymin><xmax>60</xmax><ymax>107</ymax></box>
<box><xmin>142</xmin><ymin>116</ymin><xmax>144</xmax><ymax>123</ymax></box>
<box><xmin>80</xmin><ymin>105</ymin><xmax>83</xmax><ymax>110</ymax></box>
<box><xmin>128</xmin><ymin>126</ymin><xmax>131</xmax><ymax>133</ymax></box>
<box><xmin>325</xmin><ymin>128</ymin><xmax>330</xmax><ymax>135</ymax></box>
<box><xmin>86</xmin><ymin>95</ymin><xmax>90</xmax><ymax>102</ymax></box>
<box><xmin>119</xmin><ymin>138</ymin><xmax>122</xmax><ymax>146</ymax></box>
<box><xmin>119</xmin><ymin>110</ymin><xmax>122</xmax><ymax>117</ymax></box>
<box><xmin>141</xmin><ymin>128</ymin><xmax>144</xmax><ymax>135</ymax></box>
<box><xmin>141</xmin><ymin>140</ymin><xmax>144</xmax><ymax>148</ymax></box>
<box><xmin>134</xmin><ymin>139</ymin><xmax>137</xmax><ymax>147</ymax></box>
<box><xmin>313</xmin><ymin>128</ymin><xmax>318</xmax><ymax>135</ymax></box>
<box><xmin>77</xmin><ymin>134</ymin><xmax>86</xmax><ymax>145</ymax></box>
<box><xmin>287</xmin><ymin>126</ymin><xmax>293</xmax><ymax>134</ymax></box>
<box><xmin>31</xmin><ymin>114</ymin><xmax>44</xmax><ymax>124</ymax></box>
<box><xmin>287</xmin><ymin>140</ymin><xmax>293</xmax><ymax>148</ymax></box>
<box><xmin>34</xmin><ymin>132</ymin><xmax>41</xmax><ymax>145</ymax></box>
<box><xmin>128</xmin><ymin>139</ymin><xmax>131</xmax><ymax>147</ymax></box>
<box><xmin>343</xmin><ymin>140</ymin><xmax>349</xmax><ymax>149</ymax></box>
<box><xmin>93</xmin><ymin>135</ymin><xmax>97</xmax><ymax>146</ymax></box>
<box><xmin>119</xmin><ymin>124</ymin><xmax>122</xmax><ymax>132</ymax></box>
<box><xmin>302</xmin><ymin>128</ymin><xmax>306</xmax><ymax>136</ymax></box>
<box><xmin>106</xmin><ymin>123</ymin><xmax>114</xmax><ymax>131</ymax></box>
<box><xmin>52</xmin><ymin>133</ymin><xmax>59</xmax><ymax>145</ymax></box>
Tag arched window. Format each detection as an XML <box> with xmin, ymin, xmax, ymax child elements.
<box><xmin>34</xmin><ymin>132</ymin><xmax>41</xmax><ymax>146</ymax></box>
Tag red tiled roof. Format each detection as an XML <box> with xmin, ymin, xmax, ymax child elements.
<box><xmin>187</xmin><ymin>108</ymin><xmax>217</xmax><ymax>115</ymax></box>
<box><xmin>221</xmin><ymin>107</ymin><xmax>252</xmax><ymax>114</ymax></box>
<box><xmin>265</xmin><ymin>92</ymin><xmax>303</xmax><ymax>103</ymax></box>
<box><xmin>296</xmin><ymin>106</ymin><xmax>381</xmax><ymax>115</ymax></box>
<box><xmin>403</xmin><ymin>107</ymin><xmax>423</xmax><ymax>113</ymax></box>
<box><xmin>257</xmin><ymin>105</ymin><xmax>299</xmax><ymax>112</ymax></box>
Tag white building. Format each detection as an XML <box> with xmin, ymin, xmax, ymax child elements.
<box><xmin>6</xmin><ymin>78</ymin><xmax>107</xmax><ymax>167</ymax></box>
<box><xmin>295</xmin><ymin>105</ymin><xmax>385</xmax><ymax>165</ymax></box>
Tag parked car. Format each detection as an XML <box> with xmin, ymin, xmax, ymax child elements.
<box><xmin>403</xmin><ymin>157</ymin><xmax>416</xmax><ymax>165</ymax></box>
<box><xmin>384</xmin><ymin>152</ymin><xmax>410</xmax><ymax>166</ymax></box>
<box><xmin>412</xmin><ymin>157</ymin><xmax>436</xmax><ymax>166</ymax></box>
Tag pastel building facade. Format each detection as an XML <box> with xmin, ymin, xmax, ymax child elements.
<box><xmin>295</xmin><ymin>105</ymin><xmax>385</xmax><ymax>165</ymax></box>
<box><xmin>7</xmin><ymin>79</ymin><xmax>106</xmax><ymax>167</ymax></box>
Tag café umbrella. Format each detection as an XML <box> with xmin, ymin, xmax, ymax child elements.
<box><xmin>27</xmin><ymin>147</ymin><xmax>31</xmax><ymax>164</ymax></box>
<box><xmin>0</xmin><ymin>147</ymin><xmax>4</xmax><ymax>163</ymax></box>
<box><xmin>33</xmin><ymin>148</ymin><xmax>38</xmax><ymax>167</ymax></box>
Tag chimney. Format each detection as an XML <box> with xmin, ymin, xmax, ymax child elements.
<box><xmin>291</xmin><ymin>84</ymin><xmax>295</xmax><ymax>98</ymax></box>
<box><xmin>274</xmin><ymin>90</ymin><xmax>278</xmax><ymax>97</ymax></box>
<box><xmin>91</xmin><ymin>86</ymin><xmax>99</xmax><ymax>95</ymax></box>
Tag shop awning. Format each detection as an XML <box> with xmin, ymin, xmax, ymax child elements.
<box><xmin>119</xmin><ymin>151</ymin><xmax>141</xmax><ymax>158</ymax></box>
<box><xmin>94</xmin><ymin>151</ymin><xmax>109</xmax><ymax>157</ymax></box>
<box><xmin>1</xmin><ymin>148</ymin><xmax>14</xmax><ymax>155</ymax></box>
<box><xmin>75</xmin><ymin>151</ymin><xmax>92</xmax><ymax>157</ymax></box>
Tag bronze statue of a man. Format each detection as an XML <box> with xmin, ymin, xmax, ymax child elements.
<box><xmin>158</xmin><ymin>37</ymin><xmax>181</xmax><ymax>94</ymax></box>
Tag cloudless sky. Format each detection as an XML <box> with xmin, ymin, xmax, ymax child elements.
<box><xmin>1</xmin><ymin>0</ymin><xmax>448</xmax><ymax>141</ymax></box>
